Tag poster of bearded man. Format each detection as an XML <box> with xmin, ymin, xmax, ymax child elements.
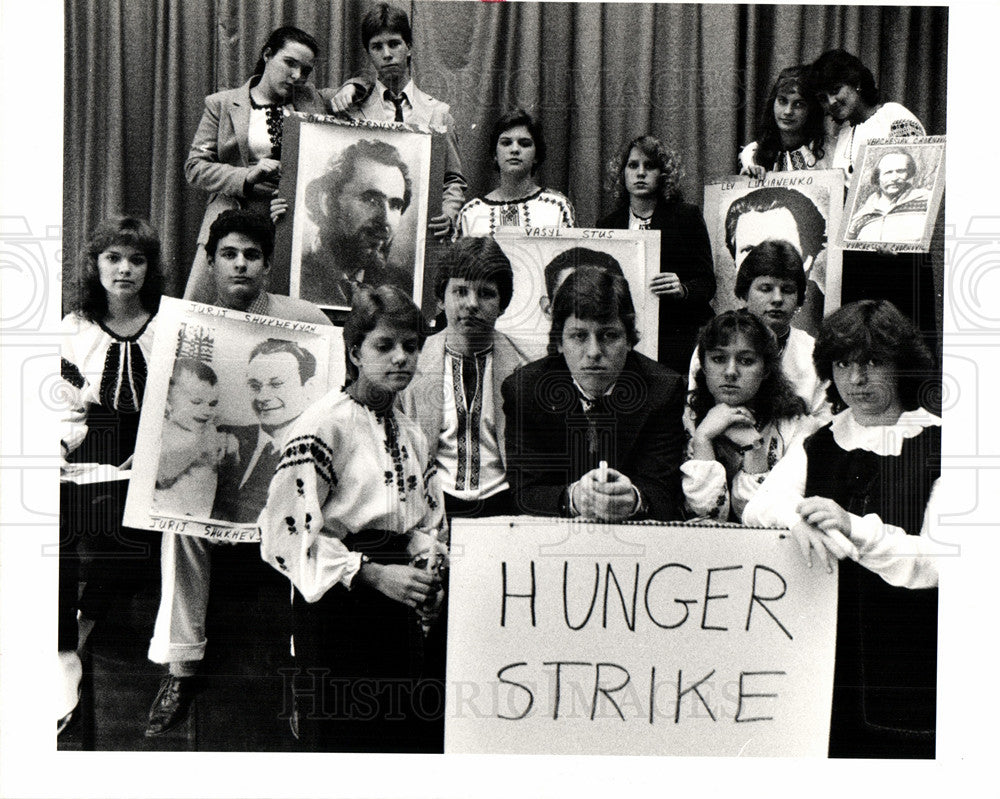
<box><xmin>273</xmin><ymin>112</ymin><xmax>443</xmax><ymax>312</ymax></box>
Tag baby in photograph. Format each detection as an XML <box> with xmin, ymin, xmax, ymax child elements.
<box><xmin>153</xmin><ymin>357</ymin><xmax>238</xmax><ymax>518</ymax></box>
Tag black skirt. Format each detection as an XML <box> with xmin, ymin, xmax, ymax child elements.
<box><xmin>288</xmin><ymin>529</ymin><xmax>444</xmax><ymax>753</ymax></box>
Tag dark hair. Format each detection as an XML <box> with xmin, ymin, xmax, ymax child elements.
<box><xmin>76</xmin><ymin>216</ymin><xmax>163</xmax><ymax>323</ymax></box>
<box><xmin>542</xmin><ymin>247</ymin><xmax>625</xmax><ymax>301</ymax></box>
<box><xmin>248</xmin><ymin>338</ymin><xmax>317</xmax><ymax>384</ymax></box>
<box><xmin>361</xmin><ymin>2</ymin><xmax>412</xmax><ymax>49</ymax></box>
<box><xmin>872</xmin><ymin>149</ymin><xmax>917</xmax><ymax>188</ymax></box>
<box><xmin>206</xmin><ymin>209</ymin><xmax>275</xmax><ymax>261</ymax></box>
<box><xmin>433</xmin><ymin>237</ymin><xmax>514</xmax><ymax>313</ymax></box>
<box><xmin>813</xmin><ymin>300</ymin><xmax>935</xmax><ymax>413</ymax></box>
<box><xmin>305</xmin><ymin>139</ymin><xmax>412</xmax><ymax>229</ymax></box>
<box><xmin>490</xmin><ymin>108</ymin><xmax>546</xmax><ymax>175</ymax></box>
<box><xmin>753</xmin><ymin>66</ymin><xmax>826</xmax><ymax>169</ymax></box>
<box><xmin>169</xmin><ymin>357</ymin><xmax>218</xmax><ymax>392</ymax></box>
<box><xmin>734</xmin><ymin>239</ymin><xmax>807</xmax><ymax>306</ymax></box>
<box><xmin>810</xmin><ymin>49</ymin><xmax>879</xmax><ymax>107</ymax></box>
<box><xmin>343</xmin><ymin>284</ymin><xmax>426</xmax><ymax>381</ymax></box>
<box><xmin>689</xmin><ymin>309</ymin><xmax>807</xmax><ymax>427</ymax></box>
<box><xmin>252</xmin><ymin>26</ymin><xmax>319</xmax><ymax>77</ymax></box>
<box><xmin>605</xmin><ymin>134</ymin><xmax>683</xmax><ymax>206</ymax></box>
<box><xmin>724</xmin><ymin>186</ymin><xmax>826</xmax><ymax>261</ymax></box>
<box><xmin>548</xmin><ymin>265</ymin><xmax>638</xmax><ymax>357</ymax></box>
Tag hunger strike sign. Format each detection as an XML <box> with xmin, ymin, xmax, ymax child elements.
<box><xmin>444</xmin><ymin>518</ymin><xmax>837</xmax><ymax>756</ymax></box>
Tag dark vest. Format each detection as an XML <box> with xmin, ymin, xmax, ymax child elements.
<box><xmin>805</xmin><ymin>423</ymin><xmax>940</xmax><ymax>751</ymax></box>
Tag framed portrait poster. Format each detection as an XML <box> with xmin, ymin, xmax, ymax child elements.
<box><xmin>703</xmin><ymin>169</ymin><xmax>845</xmax><ymax>336</ymax></box>
<box><xmin>478</xmin><ymin>227</ymin><xmax>661</xmax><ymax>362</ymax></box>
<box><xmin>273</xmin><ymin>112</ymin><xmax>442</xmax><ymax>312</ymax></box>
<box><xmin>122</xmin><ymin>298</ymin><xmax>344</xmax><ymax>542</ymax></box>
<box><xmin>839</xmin><ymin>136</ymin><xmax>946</xmax><ymax>253</ymax></box>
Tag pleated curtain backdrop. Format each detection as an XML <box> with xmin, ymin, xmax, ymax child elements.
<box><xmin>62</xmin><ymin>1</ymin><xmax>948</xmax><ymax>308</ymax></box>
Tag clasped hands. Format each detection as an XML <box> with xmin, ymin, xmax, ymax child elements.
<box><xmin>570</xmin><ymin>465</ymin><xmax>640</xmax><ymax>522</ymax></box>
<box><xmin>788</xmin><ymin>497</ymin><xmax>859</xmax><ymax>573</ymax></box>
<box><xmin>356</xmin><ymin>531</ymin><xmax>448</xmax><ymax>619</ymax></box>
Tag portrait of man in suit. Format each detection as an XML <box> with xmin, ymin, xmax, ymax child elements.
<box><xmin>211</xmin><ymin>338</ymin><xmax>319</xmax><ymax>523</ymax></box>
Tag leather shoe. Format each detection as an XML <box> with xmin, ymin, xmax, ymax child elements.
<box><xmin>145</xmin><ymin>675</ymin><xmax>196</xmax><ymax>737</ymax></box>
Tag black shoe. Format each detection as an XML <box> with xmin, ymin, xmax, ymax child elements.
<box><xmin>145</xmin><ymin>675</ymin><xmax>196</xmax><ymax>737</ymax></box>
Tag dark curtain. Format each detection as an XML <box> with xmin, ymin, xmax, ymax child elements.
<box><xmin>63</xmin><ymin>1</ymin><xmax>948</xmax><ymax>310</ymax></box>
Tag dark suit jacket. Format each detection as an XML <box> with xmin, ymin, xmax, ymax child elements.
<box><xmin>211</xmin><ymin>423</ymin><xmax>280</xmax><ymax>524</ymax></box>
<box><xmin>597</xmin><ymin>202</ymin><xmax>715</xmax><ymax>368</ymax></box>
<box><xmin>501</xmin><ymin>351</ymin><xmax>686</xmax><ymax>521</ymax></box>
<box><xmin>298</xmin><ymin>249</ymin><xmax>414</xmax><ymax>310</ymax></box>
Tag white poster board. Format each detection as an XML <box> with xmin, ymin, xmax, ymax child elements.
<box><xmin>491</xmin><ymin>227</ymin><xmax>661</xmax><ymax>362</ymax></box>
<box><xmin>840</xmin><ymin>136</ymin><xmax>946</xmax><ymax>253</ymax></box>
<box><xmin>445</xmin><ymin>517</ymin><xmax>837</xmax><ymax>756</ymax></box>
<box><xmin>123</xmin><ymin>297</ymin><xmax>343</xmax><ymax>542</ymax></box>
<box><xmin>703</xmin><ymin>169</ymin><xmax>844</xmax><ymax>335</ymax></box>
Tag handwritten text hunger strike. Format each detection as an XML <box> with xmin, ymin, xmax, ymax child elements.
<box><xmin>500</xmin><ymin>560</ymin><xmax>792</xmax><ymax>638</ymax></box>
<box><xmin>444</xmin><ymin>522</ymin><xmax>836</xmax><ymax>755</ymax></box>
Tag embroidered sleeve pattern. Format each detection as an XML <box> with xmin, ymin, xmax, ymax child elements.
<box><xmin>260</xmin><ymin>431</ymin><xmax>354</xmax><ymax>602</ymax></box>
<box><xmin>889</xmin><ymin>118</ymin><xmax>926</xmax><ymax>138</ymax></box>
<box><xmin>680</xmin><ymin>459</ymin><xmax>731</xmax><ymax>520</ymax></box>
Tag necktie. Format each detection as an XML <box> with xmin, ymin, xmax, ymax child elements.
<box><xmin>385</xmin><ymin>91</ymin><xmax>406</xmax><ymax>123</ymax></box>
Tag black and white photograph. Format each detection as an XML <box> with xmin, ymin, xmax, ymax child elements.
<box><xmin>284</xmin><ymin>113</ymin><xmax>432</xmax><ymax>310</ymax></box>
<box><xmin>489</xmin><ymin>227</ymin><xmax>661</xmax><ymax>360</ymax></box>
<box><xmin>4</xmin><ymin>0</ymin><xmax>999</xmax><ymax>795</ymax></box>
<box><xmin>123</xmin><ymin>297</ymin><xmax>343</xmax><ymax>540</ymax></box>
<box><xmin>704</xmin><ymin>169</ymin><xmax>845</xmax><ymax>334</ymax></box>
<box><xmin>841</xmin><ymin>136</ymin><xmax>946</xmax><ymax>252</ymax></box>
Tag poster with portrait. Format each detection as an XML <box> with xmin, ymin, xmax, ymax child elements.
<box><xmin>123</xmin><ymin>297</ymin><xmax>344</xmax><ymax>542</ymax></box>
<box><xmin>703</xmin><ymin>169</ymin><xmax>844</xmax><ymax>336</ymax></box>
<box><xmin>273</xmin><ymin>111</ymin><xmax>440</xmax><ymax>313</ymax></box>
<box><xmin>839</xmin><ymin>136</ymin><xmax>946</xmax><ymax>253</ymax></box>
<box><xmin>455</xmin><ymin>227</ymin><xmax>662</xmax><ymax>362</ymax></box>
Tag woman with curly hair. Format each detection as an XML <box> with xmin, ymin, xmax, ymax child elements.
<box><xmin>739</xmin><ymin>65</ymin><xmax>829</xmax><ymax>178</ymax></box>
<box><xmin>455</xmin><ymin>107</ymin><xmax>575</xmax><ymax>238</ymax></box>
<box><xmin>597</xmin><ymin>135</ymin><xmax>715</xmax><ymax>373</ymax></box>
<box><xmin>744</xmin><ymin>299</ymin><xmax>941</xmax><ymax>758</ymax></box>
<box><xmin>58</xmin><ymin>216</ymin><xmax>164</xmax><ymax>731</ymax></box>
<box><xmin>682</xmin><ymin>310</ymin><xmax>811</xmax><ymax>522</ymax></box>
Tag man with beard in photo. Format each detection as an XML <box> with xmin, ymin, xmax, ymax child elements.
<box><xmin>846</xmin><ymin>150</ymin><xmax>932</xmax><ymax>243</ymax></box>
<box><xmin>300</xmin><ymin>138</ymin><xmax>415</xmax><ymax>309</ymax></box>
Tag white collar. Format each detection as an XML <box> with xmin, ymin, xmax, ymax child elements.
<box><xmin>830</xmin><ymin>407</ymin><xmax>941</xmax><ymax>456</ymax></box>
<box><xmin>375</xmin><ymin>78</ymin><xmax>416</xmax><ymax>103</ymax></box>
<box><xmin>571</xmin><ymin>377</ymin><xmax>616</xmax><ymax>402</ymax></box>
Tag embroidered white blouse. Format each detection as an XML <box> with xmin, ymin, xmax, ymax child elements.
<box><xmin>259</xmin><ymin>389</ymin><xmax>446</xmax><ymax>602</ymax></box>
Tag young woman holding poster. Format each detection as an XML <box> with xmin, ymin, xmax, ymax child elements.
<box><xmin>455</xmin><ymin>108</ymin><xmax>575</xmax><ymax>237</ymax></box>
<box><xmin>58</xmin><ymin>217</ymin><xmax>164</xmax><ymax>732</ymax></box>
<box><xmin>598</xmin><ymin>134</ymin><xmax>716</xmax><ymax>373</ymax></box>
<box><xmin>259</xmin><ymin>285</ymin><xmax>447</xmax><ymax>753</ymax></box>
<box><xmin>682</xmin><ymin>310</ymin><xmax>811</xmax><ymax>522</ymax></box>
<box><xmin>738</xmin><ymin>65</ymin><xmax>829</xmax><ymax>178</ymax></box>
<box><xmin>183</xmin><ymin>26</ymin><xmax>360</xmax><ymax>303</ymax></box>
<box><xmin>743</xmin><ymin>299</ymin><xmax>942</xmax><ymax>758</ymax></box>
<box><xmin>810</xmin><ymin>48</ymin><xmax>939</xmax><ymax>363</ymax></box>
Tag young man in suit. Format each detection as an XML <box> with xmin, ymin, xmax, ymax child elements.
<box><xmin>400</xmin><ymin>237</ymin><xmax>528</xmax><ymax>518</ymax></box>
<box><xmin>145</xmin><ymin>210</ymin><xmax>330</xmax><ymax>737</ymax></box>
<box><xmin>502</xmin><ymin>265</ymin><xmax>687</xmax><ymax>521</ymax></box>
<box><xmin>211</xmin><ymin>339</ymin><xmax>319</xmax><ymax>523</ymax></box>
<box><xmin>331</xmin><ymin>2</ymin><xmax>466</xmax><ymax>240</ymax></box>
